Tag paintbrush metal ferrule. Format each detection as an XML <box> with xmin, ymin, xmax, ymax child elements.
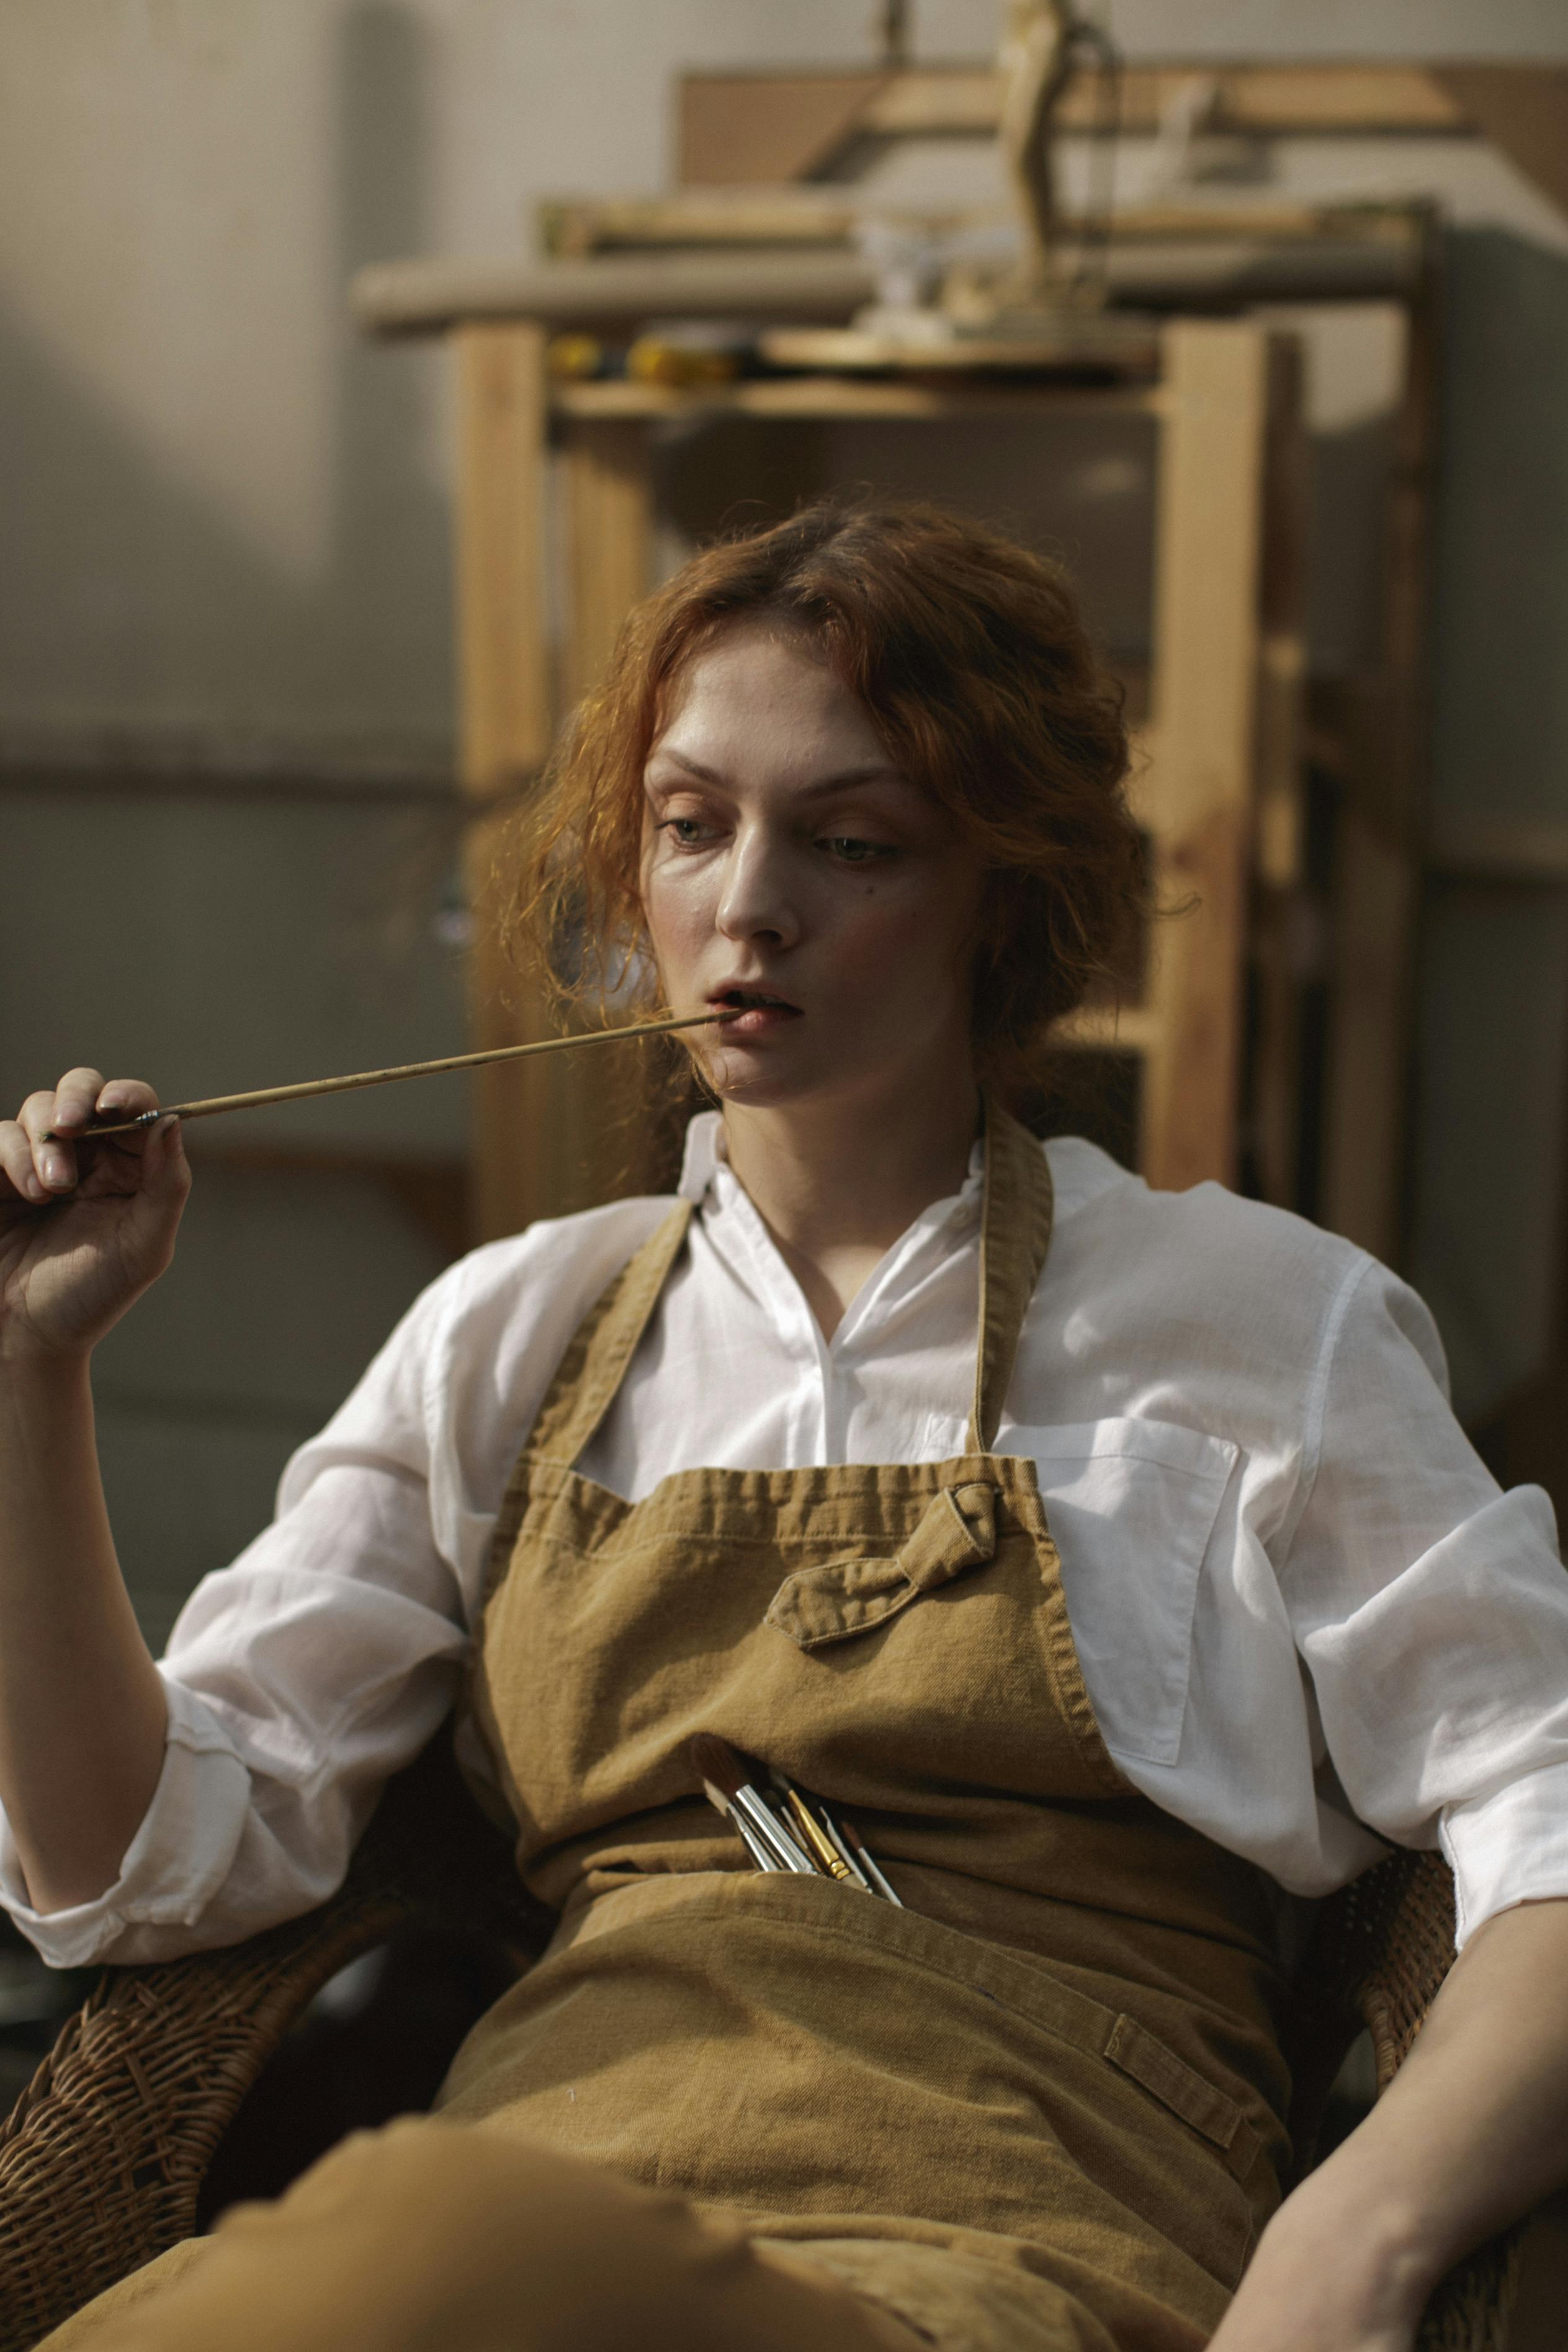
<box><xmin>782</xmin><ymin>1789</ymin><xmax>856</xmax><ymax>1882</ymax></box>
<box><xmin>41</xmin><ymin>1008</ymin><xmax>737</xmax><ymax>1142</ymax></box>
<box><xmin>700</xmin><ymin>1779</ymin><xmax>784</xmax><ymax>1873</ymax></box>
<box><xmin>732</xmin><ymin>1784</ymin><xmax>816</xmax><ymax>1874</ymax></box>
<box><xmin>767</xmin><ymin>1767</ymin><xmax>874</xmax><ymax>1893</ymax></box>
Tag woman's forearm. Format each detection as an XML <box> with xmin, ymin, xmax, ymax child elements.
<box><xmin>1214</xmin><ymin>1894</ymin><xmax>1568</xmax><ymax>2349</ymax></box>
<box><xmin>0</xmin><ymin>1357</ymin><xmax>166</xmax><ymax>1911</ymax></box>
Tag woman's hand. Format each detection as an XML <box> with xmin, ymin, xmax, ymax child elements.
<box><xmin>0</xmin><ymin>1069</ymin><xmax>190</xmax><ymax>1366</ymax></box>
<box><xmin>1214</xmin><ymin>1898</ymin><xmax>1568</xmax><ymax>2352</ymax></box>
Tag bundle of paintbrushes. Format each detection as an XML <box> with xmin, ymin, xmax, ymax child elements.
<box><xmin>689</xmin><ymin>1734</ymin><xmax>902</xmax><ymax>1906</ymax></box>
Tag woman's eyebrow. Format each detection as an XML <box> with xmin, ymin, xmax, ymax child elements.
<box><xmin>647</xmin><ymin>750</ymin><xmax>905</xmax><ymax>793</ymax></box>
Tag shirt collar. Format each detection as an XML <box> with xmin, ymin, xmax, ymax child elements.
<box><xmin>676</xmin><ymin>1110</ymin><xmax>983</xmax><ymax>1231</ymax></box>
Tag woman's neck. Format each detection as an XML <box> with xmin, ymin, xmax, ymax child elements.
<box><xmin>721</xmin><ymin>1079</ymin><xmax>982</xmax><ymax>1340</ymax></box>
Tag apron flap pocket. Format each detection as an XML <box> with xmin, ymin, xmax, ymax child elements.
<box><xmin>1103</xmin><ymin>2013</ymin><xmax>1249</xmax><ymax>2157</ymax></box>
<box><xmin>766</xmin><ymin>1483</ymin><xmax>998</xmax><ymax>1651</ymax></box>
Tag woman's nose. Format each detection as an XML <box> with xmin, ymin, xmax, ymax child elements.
<box><xmin>715</xmin><ymin>832</ymin><xmax>801</xmax><ymax>948</ymax></box>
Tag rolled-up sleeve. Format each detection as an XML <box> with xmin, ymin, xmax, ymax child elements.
<box><xmin>0</xmin><ymin>1277</ymin><xmax>473</xmax><ymax>1967</ymax></box>
<box><xmin>0</xmin><ymin>1203</ymin><xmax>666</xmax><ymax>1968</ymax></box>
<box><xmin>1283</xmin><ymin>1259</ymin><xmax>1568</xmax><ymax>1945</ymax></box>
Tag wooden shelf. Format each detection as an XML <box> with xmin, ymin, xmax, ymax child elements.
<box><xmin>1052</xmin><ymin>1003</ymin><xmax>1160</xmax><ymax>1054</ymax></box>
<box><xmin>548</xmin><ymin>375</ymin><xmax>1162</xmax><ymax>423</ymax></box>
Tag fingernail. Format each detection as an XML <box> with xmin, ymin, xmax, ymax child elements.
<box><xmin>42</xmin><ymin>1151</ymin><xmax>71</xmax><ymax>1188</ymax></box>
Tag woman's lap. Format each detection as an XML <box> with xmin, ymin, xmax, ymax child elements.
<box><xmin>38</xmin><ymin>2118</ymin><xmax>1101</xmax><ymax>2352</ymax></box>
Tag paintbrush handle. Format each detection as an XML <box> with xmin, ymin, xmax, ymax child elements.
<box><xmin>45</xmin><ymin>1009</ymin><xmax>729</xmax><ymax>1141</ymax></box>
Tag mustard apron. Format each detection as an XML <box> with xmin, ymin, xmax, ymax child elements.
<box><xmin>441</xmin><ymin>1105</ymin><xmax>1294</xmax><ymax>2351</ymax></box>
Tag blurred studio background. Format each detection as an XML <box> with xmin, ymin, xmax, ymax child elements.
<box><xmin>1</xmin><ymin>5</ymin><xmax>1565</xmax><ymax>1656</ymax></box>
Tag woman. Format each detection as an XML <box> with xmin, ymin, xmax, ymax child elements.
<box><xmin>2</xmin><ymin>502</ymin><xmax>1566</xmax><ymax>2352</ymax></box>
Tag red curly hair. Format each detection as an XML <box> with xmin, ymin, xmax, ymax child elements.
<box><xmin>510</xmin><ymin>498</ymin><xmax>1140</xmax><ymax>1098</ymax></box>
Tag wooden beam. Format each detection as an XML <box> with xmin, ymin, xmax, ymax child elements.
<box><xmin>550</xmin><ymin>376</ymin><xmax>1160</xmax><ymax>422</ymax></box>
<box><xmin>1319</xmin><ymin>262</ymin><xmax>1438</xmax><ymax>1265</ymax></box>
<box><xmin>1140</xmin><ymin>320</ymin><xmax>1272</xmax><ymax>1195</ymax></box>
<box><xmin>862</xmin><ymin>61</ymin><xmax>1476</xmax><ymax>138</ymax></box>
<box><xmin>560</xmin><ymin>420</ymin><xmax>652</xmax><ymax>708</ymax></box>
<box><xmin>1432</xmin><ymin>66</ymin><xmax>1568</xmax><ymax>220</ymax></box>
<box><xmin>455</xmin><ymin>324</ymin><xmax>550</xmax><ymax>796</ymax></box>
<box><xmin>677</xmin><ymin>61</ymin><xmax>1568</xmax><ymax>216</ymax></box>
<box><xmin>679</xmin><ymin>72</ymin><xmax>885</xmax><ymax>186</ymax></box>
<box><xmin>454</xmin><ymin>323</ymin><xmax>555</xmax><ymax>1244</ymax></box>
<box><xmin>1248</xmin><ymin>335</ymin><xmax>1310</xmax><ymax>1210</ymax></box>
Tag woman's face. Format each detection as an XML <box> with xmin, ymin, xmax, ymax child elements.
<box><xmin>640</xmin><ymin>623</ymin><xmax>986</xmax><ymax>1115</ymax></box>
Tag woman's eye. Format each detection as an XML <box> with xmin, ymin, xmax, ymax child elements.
<box><xmin>822</xmin><ymin>836</ymin><xmax>894</xmax><ymax>864</ymax></box>
<box><xmin>659</xmin><ymin>817</ymin><xmax>718</xmax><ymax>848</ymax></box>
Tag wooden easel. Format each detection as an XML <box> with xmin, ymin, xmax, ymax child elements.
<box><xmin>441</xmin><ymin>316</ymin><xmax>1307</xmax><ymax>1242</ymax></box>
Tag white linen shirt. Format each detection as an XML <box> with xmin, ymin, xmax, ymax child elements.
<box><xmin>7</xmin><ymin>1120</ymin><xmax>1568</xmax><ymax>1968</ymax></box>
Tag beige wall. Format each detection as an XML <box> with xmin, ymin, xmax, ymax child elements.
<box><xmin>3</xmin><ymin>2</ymin><xmax>1567</xmax><ymax>1628</ymax></box>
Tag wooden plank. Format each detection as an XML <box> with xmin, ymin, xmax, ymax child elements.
<box><xmin>455</xmin><ymin>324</ymin><xmax>550</xmax><ymax>795</ymax></box>
<box><xmin>679</xmin><ymin>72</ymin><xmax>886</xmax><ymax>185</ymax></box>
<box><xmin>560</xmin><ymin>420</ymin><xmax>652</xmax><ymax>707</ymax></box>
<box><xmin>542</xmin><ymin>193</ymin><xmax>1414</xmax><ymax>256</ymax></box>
<box><xmin>1139</xmin><ymin>320</ymin><xmax>1272</xmax><ymax>1196</ymax></box>
<box><xmin>863</xmin><ymin>62</ymin><xmax>1472</xmax><ymax>138</ymax></box>
<box><xmin>1246</xmin><ymin>334</ymin><xmax>1310</xmax><ymax>1210</ymax></box>
<box><xmin>353</xmin><ymin>254</ymin><xmax>874</xmax><ymax>339</ymax></box>
<box><xmin>1052</xmin><ymin>1003</ymin><xmax>1160</xmax><ymax>1053</ymax></box>
<box><xmin>550</xmin><ymin>377</ymin><xmax>1161</xmax><ymax>423</ymax></box>
<box><xmin>546</xmin><ymin>421</ymin><xmax>660</xmax><ymax>1212</ymax></box>
<box><xmin>758</xmin><ymin>322</ymin><xmax>1158</xmax><ymax>374</ymax></box>
<box><xmin>678</xmin><ymin>61</ymin><xmax>1482</xmax><ymax>186</ymax></box>
<box><xmin>1253</xmin><ymin>336</ymin><xmax>1308</xmax><ymax>893</ymax></box>
<box><xmin>453</xmin><ymin>323</ymin><xmax>555</xmax><ymax>1244</ymax></box>
<box><xmin>1432</xmin><ymin>66</ymin><xmax>1568</xmax><ymax>219</ymax></box>
<box><xmin>1320</xmin><ymin>809</ymin><xmax>1418</xmax><ymax>1257</ymax></box>
<box><xmin>540</xmin><ymin>191</ymin><xmax>864</xmax><ymax>256</ymax></box>
<box><xmin>1320</xmin><ymin>258</ymin><xmax>1436</xmax><ymax>1264</ymax></box>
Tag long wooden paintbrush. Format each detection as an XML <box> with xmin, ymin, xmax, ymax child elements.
<box><xmin>45</xmin><ymin>1008</ymin><xmax>735</xmax><ymax>1142</ymax></box>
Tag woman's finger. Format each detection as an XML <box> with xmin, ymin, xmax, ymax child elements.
<box><xmin>15</xmin><ymin>1092</ymin><xmax>78</xmax><ymax>1195</ymax></box>
<box><xmin>91</xmin><ymin>1078</ymin><xmax>161</xmax><ymax>1122</ymax></box>
<box><xmin>0</xmin><ymin>1120</ymin><xmax>49</xmax><ymax>1206</ymax></box>
<box><xmin>40</xmin><ymin>1067</ymin><xmax>109</xmax><ymax>1139</ymax></box>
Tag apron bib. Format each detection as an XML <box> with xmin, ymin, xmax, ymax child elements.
<box><xmin>442</xmin><ymin>1106</ymin><xmax>1294</xmax><ymax>2349</ymax></box>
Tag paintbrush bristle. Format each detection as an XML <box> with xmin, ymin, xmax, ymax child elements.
<box><xmin>689</xmin><ymin>1732</ymin><xmax>750</xmax><ymax>1800</ymax></box>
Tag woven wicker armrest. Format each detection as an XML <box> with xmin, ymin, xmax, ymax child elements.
<box><xmin>0</xmin><ymin>1738</ymin><xmax>541</xmax><ymax>2352</ymax></box>
<box><xmin>1292</xmin><ymin>1847</ymin><xmax>1523</xmax><ymax>2352</ymax></box>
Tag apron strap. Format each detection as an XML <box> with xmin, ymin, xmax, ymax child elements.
<box><xmin>967</xmin><ymin>1100</ymin><xmax>1055</xmax><ymax>1455</ymax></box>
<box><xmin>527</xmin><ymin>1200</ymin><xmax>694</xmax><ymax>1467</ymax></box>
<box><xmin>526</xmin><ymin>1102</ymin><xmax>1052</xmax><ymax>1471</ymax></box>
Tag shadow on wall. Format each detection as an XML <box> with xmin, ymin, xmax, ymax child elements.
<box><xmin>0</xmin><ymin>1</ymin><xmax>453</xmax><ymax>755</ymax></box>
<box><xmin>1</xmin><ymin>6</ymin><xmax>475</xmax><ymax>1641</ymax></box>
<box><xmin>1430</xmin><ymin>228</ymin><xmax>1568</xmax><ymax>829</ymax></box>
<box><xmin>1410</xmin><ymin>227</ymin><xmax>1568</xmax><ymax>1435</ymax></box>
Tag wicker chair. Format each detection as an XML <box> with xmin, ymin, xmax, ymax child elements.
<box><xmin>0</xmin><ymin>1741</ymin><xmax>1522</xmax><ymax>2352</ymax></box>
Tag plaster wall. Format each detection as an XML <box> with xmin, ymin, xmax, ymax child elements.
<box><xmin>3</xmin><ymin>0</ymin><xmax>1567</xmax><ymax>1632</ymax></box>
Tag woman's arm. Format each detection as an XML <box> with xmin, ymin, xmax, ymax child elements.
<box><xmin>1213</xmin><ymin>1894</ymin><xmax>1568</xmax><ymax>2351</ymax></box>
<box><xmin>0</xmin><ymin>1071</ymin><xmax>187</xmax><ymax>1911</ymax></box>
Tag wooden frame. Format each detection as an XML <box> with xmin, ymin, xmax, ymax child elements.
<box><xmin>678</xmin><ymin>61</ymin><xmax>1568</xmax><ymax>216</ymax></box>
<box><xmin>446</xmin><ymin>320</ymin><xmax>1306</xmax><ymax>1241</ymax></box>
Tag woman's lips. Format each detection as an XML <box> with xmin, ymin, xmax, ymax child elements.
<box><xmin>709</xmin><ymin>990</ymin><xmax>803</xmax><ymax>1039</ymax></box>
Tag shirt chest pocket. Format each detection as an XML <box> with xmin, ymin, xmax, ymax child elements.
<box><xmin>986</xmin><ymin>1417</ymin><xmax>1240</xmax><ymax>1769</ymax></box>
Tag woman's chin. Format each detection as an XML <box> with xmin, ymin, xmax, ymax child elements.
<box><xmin>702</xmin><ymin>1042</ymin><xmax>836</xmax><ymax>1110</ymax></box>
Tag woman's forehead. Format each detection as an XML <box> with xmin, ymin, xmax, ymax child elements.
<box><xmin>650</xmin><ymin>626</ymin><xmax>889</xmax><ymax>773</ymax></box>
